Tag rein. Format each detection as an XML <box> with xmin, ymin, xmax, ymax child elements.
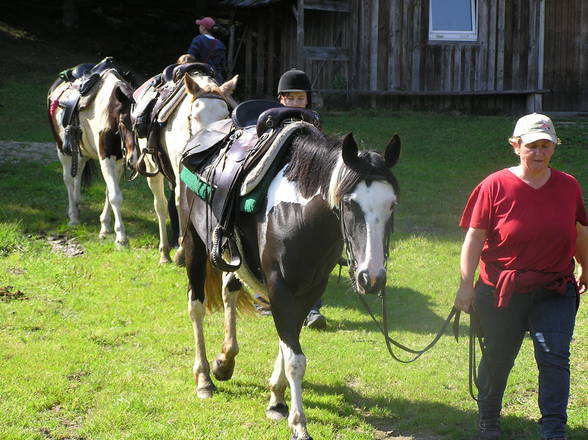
<box><xmin>338</xmin><ymin>197</ymin><xmax>483</xmax><ymax>399</ymax></box>
<box><xmin>338</xmin><ymin>198</ymin><xmax>461</xmax><ymax>363</ymax></box>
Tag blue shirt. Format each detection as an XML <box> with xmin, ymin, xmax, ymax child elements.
<box><xmin>187</xmin><ymin>34</ymin><xmax>226</xmax><ymax>82</ymax></box>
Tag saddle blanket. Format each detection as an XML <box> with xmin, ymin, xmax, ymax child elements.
<box><xmin>180</xmin><ymin>166</ymin><xmax>275</xmax><ymax>214</ymax></box>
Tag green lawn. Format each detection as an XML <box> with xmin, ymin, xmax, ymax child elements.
<box><xmin>1</xmin><ymin>27</ymin><xmax>588</xmax><ymax>440</ymax></box>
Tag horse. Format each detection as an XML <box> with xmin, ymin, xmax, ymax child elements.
<box><xmin>134</xmin><ymin>70</ymin><xmax>238</xmax><ymax>264</ymax></box>
<box><xmin>47</xmin><ymin>61</ymin><xmax>138</xmax><ymax>247</ymax></box>
<box><xmin>180</xmin><ymin>127</ymin><xmax>401</xmax><ymax>440</ymax></box>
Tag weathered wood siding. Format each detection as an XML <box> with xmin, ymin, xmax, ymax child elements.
<box><xmin>227</xmin><ymin>0</ymin><xmax>588</xmax><ymax>112</ymax></box>
<box><xmin>543</xmin><ymin>0</ymin><xmax>588</xmax><ymax>111</ymax></box>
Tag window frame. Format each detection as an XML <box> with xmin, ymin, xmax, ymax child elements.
<box><xmin>428</xmin><ymin>0</ymin><xmax>478</xmax><ymax>42</ymax></box>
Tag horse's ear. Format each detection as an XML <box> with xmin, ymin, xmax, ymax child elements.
<box><xmin>219</xmin><ymin>75</ymin><xmax>238</xmax><ymax>96</ymax></box>
<box><xmin>384</xmin><ymin>134</ymin><xmax>401</xmax><ymax>168</ymax></box>
<box><xmin>184</xmin><ymin>74</ymin><xmax>200</xmax><ymax>96</ymax></box>
<box><xmin>341</xmin><ymin>132</ymin><xmax>359</xmax><ymax>167</ymax></box>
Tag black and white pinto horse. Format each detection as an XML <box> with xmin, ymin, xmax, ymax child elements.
<box><xmin>180</xmin><ymin>127</ymin><xmax>400</xmax><ymax>440</ymax></box>
<box><xmin>48</xmin><ymin>66</ymin><xmax>137</xmax><ymax>247</ymax></box>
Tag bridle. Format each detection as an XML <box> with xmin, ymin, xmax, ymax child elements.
<box><xmin>337</xmin><ymin>189</ymin><xmax>460</xmax><ymax>364</ymax></box>
<box><xmin>186</xmin><ymin>93</ymin><xmax>233</xmax><ymax>138</ymax></box>
<box><xmin>337</xmin><ymin>183</ymin><xmax>482</xmax><ymax>399</ymax></box>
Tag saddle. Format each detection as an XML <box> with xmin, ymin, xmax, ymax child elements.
<box><xmin>180</xmin><ymin>102</ymin><xmax>321</xmax><ymax>271</ymax></box>
<box><xmin>130</xmin><ymin>62</ymin><xmax>216</xmax><ymax>182</ymax></box>
<box><xmin>53</xmin><ymin>57</ymin><xmax>119</xmax><ymax>177</ymax></box>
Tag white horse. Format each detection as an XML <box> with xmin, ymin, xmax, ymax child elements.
<box><xmin>135</xmin><ymin>71</ymin><xmax>238</xmax><ymax>264</ymax></box>
<box><xmin>48</xmin><ymin>66</ymin><xmax>137</xmax><ymax>247</ymax></box>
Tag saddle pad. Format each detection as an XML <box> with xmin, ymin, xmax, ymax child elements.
<box><xmin>240</xmin><ymin>121</ymin><xmax>321</xmax><ymax>196</ymax></box>
<box><xmin>157</xmin><ymin>84</ymin><xmax>187</xmax><ymax>124</ymax></box>
<box><xmin>180</xmin><ymin>166</ymin><xmax>275</xmax><ymax>214</ymax></box>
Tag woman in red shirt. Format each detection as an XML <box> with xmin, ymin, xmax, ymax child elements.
<box><xmin>454</xmin><ymin>113</ymin><xmax>588</xmax><ymax>440</ymax></box>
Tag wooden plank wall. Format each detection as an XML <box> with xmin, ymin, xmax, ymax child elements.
<box><xmin>231</xmin><ymin>0</ymin><xmax>588</xmax><ymax>112</ymax></box>
<box><xmin>374</xmin><ymin>1</ymin><xmax>540</xmax><ymax>92</ymax></box>
<box><xmin>543</xmin><ymin>0</ymin><xmax>588</xmax><ymax>111</ymax></box>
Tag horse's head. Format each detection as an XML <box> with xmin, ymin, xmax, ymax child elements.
<box><xmin>112</xmin><ymin>83</ymin><xmax>139</xmax><ymax>170</ymax></box>
<box><xmin>336</xmin><ymin>133</ymin><xmax>401</xmax><ymax>294</ymax></box>
<box><xmin>184</xmin><ymin>73</ymin><xmax>238</xmax><ymax>133</ymax></box>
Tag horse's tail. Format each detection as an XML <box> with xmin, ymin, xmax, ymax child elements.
<box><xmin>81</xmin><ymin>159</ymin><xmax>97</xmax><ymax>189</ymax></box>
<box><xmin>204</xmin><ymin>261</ymin><xmax>255</xmax><ymax>315</ymax></box>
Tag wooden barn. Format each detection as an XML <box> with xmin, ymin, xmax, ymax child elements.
<box><xmin>215</xmin><ymin>0</ymin><xmax>588</xmax><ymax>114</ymax></box>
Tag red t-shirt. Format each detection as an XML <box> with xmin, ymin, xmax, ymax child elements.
<box><xmin>460</xmin><ymin>168</ymin><xmax>588</xmax><ymax>307</ymax></box>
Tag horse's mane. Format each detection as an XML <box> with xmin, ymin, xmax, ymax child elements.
<box><xmin>283</xmin><ymin>130</ymin><xmax>399</xmax><ymax>206</ymax></box>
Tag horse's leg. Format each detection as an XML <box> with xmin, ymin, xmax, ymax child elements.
<box><xmin>281</xmin><ymin>340</ymin><xmax>311</xmax><ymax>440</ymax></box>
<box><xmin>98</xmin><ymin>157</ymin><xmax>128</xmax><ymax>247</ymax></box>
<box><xmin>211</xmin><ymin>273</ymin><xmax>241</xmax><ymax>381</ymax></box>
<box><xmin>185</xmin><ymin>222</ymin><xmax>216</xmax><ymax>398</ymax></box>
<box><xmin>172</xmin><ymin>185</ymin><xmax>185</xmax><ymax>266</ymax></box>
<box><xmin>271</xmin><ymin>292</ymin><xmax>316</xmax><ymax>440</ymax></box>
<box><xmin>266</xmin><ymin>344</ymin><xmax>290</xmax><ymax>420</ymax></box>
<box><xmin>58</xmin><ymin>150</ymin><xmax>86</xmax><ymax>226</ymax></box>
<box><xmin>147</xmin><ymin>174</ymin><xmax>171</xmax><ymax>263</ymax></box>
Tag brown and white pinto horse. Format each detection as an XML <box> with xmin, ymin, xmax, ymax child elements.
<box><xmin>180</xmin><ymin>128</ymin><xmax>401</xmax><ymax>440</ymax></box>
<box><xmin>48</xmin><ymin>65</ymin><xmax>137</xmax><ymax>247</ymax></box>
<box><xmin>135</xmin><ymin>72</ymin><xmax>238</xmax><ymax>263</ymax></box>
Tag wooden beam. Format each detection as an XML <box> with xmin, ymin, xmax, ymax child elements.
<box><xmin>295</xmin><ymin>0</ymin><xmax>305</xmax><ymax>69</ymax></box>
<box><xmin>304</xmin><ymin>46</ymin><xmax>350</xmax><ymax>60</ymax></box>
<box><xmin>304</xmin><ymin>0</ymin><xmax>351</xmax><ymax>12</ymax></box>
<box><xmin>369</xmin><ymin>0</ymin><xmax>379</xmax><ymax>91</ymax></box>
<box><xmin>317</xmin><ymin>88</ymin><xmax>550</xmax><ymax>96</ymax></box>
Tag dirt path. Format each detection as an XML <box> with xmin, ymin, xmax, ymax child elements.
<box><xmin>0</xmin><ymin>140</ymin><xmax>56</xmax><ymax>165</ymax></box>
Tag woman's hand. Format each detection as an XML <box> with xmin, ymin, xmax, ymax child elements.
<box><xmin>577</xmin><ymin>266</ymin><xmax>587</xmax><ymax>294</ymax></box>
<box><xmin>455</xmin><ymin>284</ymin><xmax>476</xmax><ymax>313</ymax></box>
<box><xmin>455</xmin><ymin>227</ymin><xmax>486</xmax><ymax>313</ymax></box>
<box><xmin>576</xmin><ymin>222</ymin><xmax>588</xmax><ymax>294</ymax></box>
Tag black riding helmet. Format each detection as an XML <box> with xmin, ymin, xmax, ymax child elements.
<box><xmin>277</xmin><ymin>69</ymin><xmax>312</xmax><ymax>107</ymax></box>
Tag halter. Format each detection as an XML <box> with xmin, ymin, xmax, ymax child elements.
<box><xmin>187</xmin><ymin>93</ymin><xmax>234</xmax><ymax>138</ymax></box>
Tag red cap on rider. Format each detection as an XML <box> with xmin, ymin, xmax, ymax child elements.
<box><xmin>195</xmin><ymin>17</ymin><xmax>215</xmax><ymax>30</ymax></box>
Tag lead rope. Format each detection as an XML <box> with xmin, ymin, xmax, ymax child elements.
<box><xmin>339</xmin><ymin>199</ymin><xmax>460</xmax><ymax>363</ymax></box>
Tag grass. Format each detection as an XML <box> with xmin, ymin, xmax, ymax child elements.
<box><xmin>1</xmin><ymin>28</ymin><xmax>588</xmax><ymax>440</ymax></box>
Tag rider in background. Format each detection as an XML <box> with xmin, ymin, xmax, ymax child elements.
<box><xmin>187</xmin><ymin>17</ymin><xmax>226</xmax><ymax>83</ymax></box>
<box><xmin>277</xmin><ymin>68</ymin><xmax>327</xmax><ymax>330</ymax></box>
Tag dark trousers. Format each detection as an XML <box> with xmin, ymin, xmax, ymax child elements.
<box><xmin>474</xmin><ymin>282</ymin><xmax>577</xmax><ymax>439</ymax></box>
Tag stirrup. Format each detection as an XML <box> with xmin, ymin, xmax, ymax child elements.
<box><xmin>211</xmin><ymin>225</ymin><xmax>241</xmax><ymax>272</ymax></box>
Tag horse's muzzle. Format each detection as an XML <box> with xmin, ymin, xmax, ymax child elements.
<box><xmin>356</xmin><ymin>268</ymin><xmax>386</xmax><ymax>294</ymax></box>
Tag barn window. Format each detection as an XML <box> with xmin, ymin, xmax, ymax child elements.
<box><xmin>429</xmin><ymin>0</ymin><xmax>477</xmax><ymax>42</ymax></box>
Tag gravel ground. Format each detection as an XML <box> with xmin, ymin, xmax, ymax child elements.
<box><xmin>0</xmin><ymin>140</ymin><xmax>56</xmax><ymax>165</ymax></box>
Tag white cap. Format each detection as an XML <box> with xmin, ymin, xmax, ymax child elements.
<box><xmin>512</xmin><ymin>113</ymin><xmax>557</xmax><ymax>144</ymax></box>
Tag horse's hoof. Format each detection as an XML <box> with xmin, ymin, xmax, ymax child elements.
<box><xmin>115</xmin><ymin>240</ymin><xmax>128</xmax><ymax>250</ymax></box>
<box><xmin>99</xmin><ymin>233</ymin><xmax>108</xmax><ymax>240</ymax></box>
<box><xmin>196</xmin><ymin>383</ymin><xmax>217</xmax><ymax>399</ymax></box>
<box><xmin>212</xmin><ymin>358</ymin><xmax>235</xmax><ymax>381</ymax></box>
<box><xmin>68</xmin><ymin>220</ymin><xmax>80</xmax><ymax>227</ymax></box>
<box><xmin>265</xmin><ymin>403</ymin><xmax>289</xmax><ymax>420</ymax></box>
<box><xmin>291</xmin><ymin>435</ymin><xmax>313</xmax><ymax>440</ymax></box>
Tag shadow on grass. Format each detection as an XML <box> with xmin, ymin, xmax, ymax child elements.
<box><xmin>0</xmin><ymin>161</ymin><xmax>167</xmax><ymax>241</ymax></box>
<box><xmin>323</xmin><ymin>275</ymin><xmax>464</xmax><ymax>337</ymax></box>
<box><xmin>304</xmin><ymin>380</ymin><xmax>588</xmax><ymax>440</ymax></box>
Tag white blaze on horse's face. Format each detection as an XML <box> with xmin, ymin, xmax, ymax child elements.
<box><xmin>190</xmin><ymin>97</ymin><xmax>230</xmax><ymax>132</ymax></box>
<box><xmin>346</xmin><ymin>180</ymin><xmax>397</xmax><ymax>294</ymax></box>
